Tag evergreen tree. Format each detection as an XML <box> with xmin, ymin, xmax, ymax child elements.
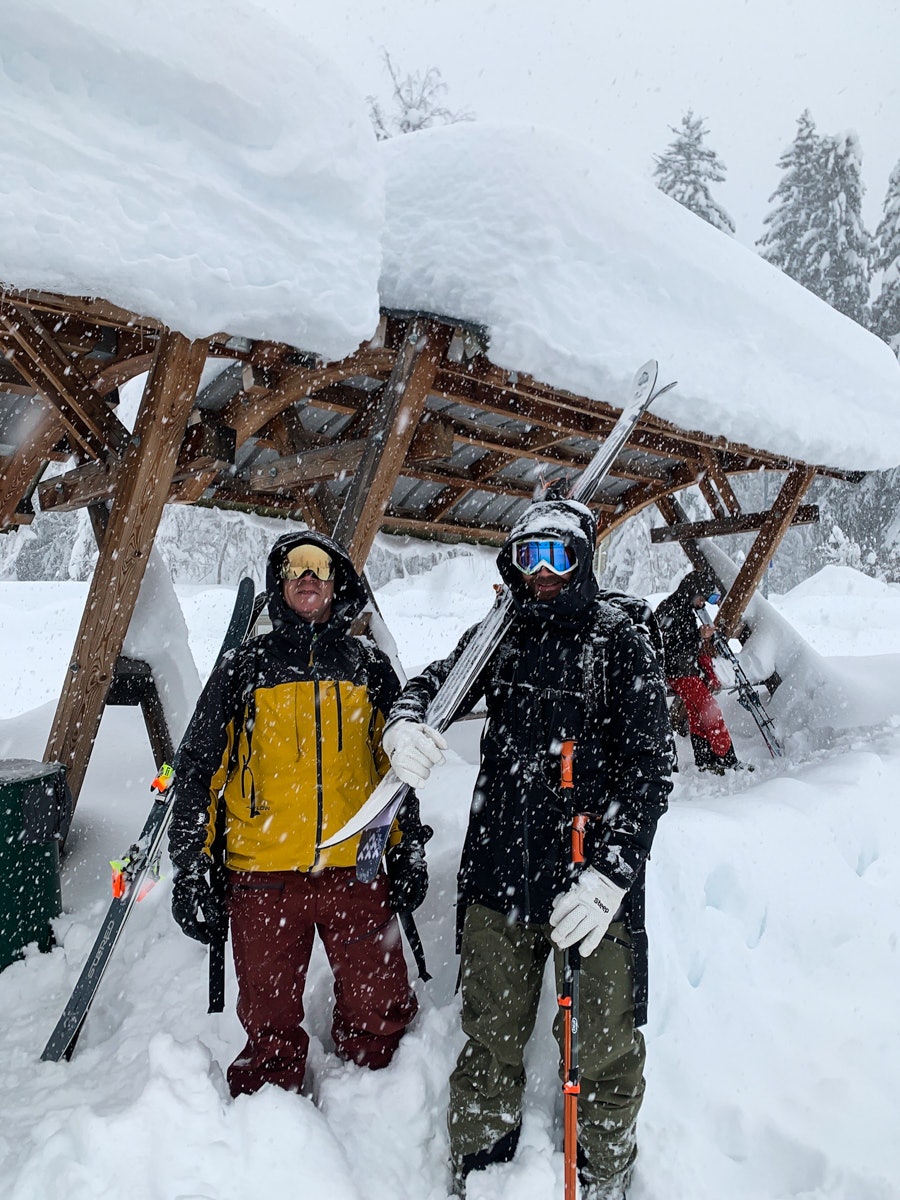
<box><xmin>801</xmin><ymin>131</ymin><xmax>873</xmax><ymax>326</ymax></box>
<box><xmin>367</xmin><ymin>51</ymin><xmax>472</xmax><ymax>141</ymax></box>
<box><xmin>757</xmin><ymin>110</ymin><xmax>824</xmax><ymax>282</ymax></box>
<box><xmin>652</xmin><ymin>110</ymin><xmax>735</xmax><ymax>235</ymax></box>
<box><xmin>872</xmin><ymin>158</ymin><xmax>900</xmax><ymax>357</ymax></box>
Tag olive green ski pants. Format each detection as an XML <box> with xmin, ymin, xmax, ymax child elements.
<box><xmin>448</xmin><ymin>903</ymin><xmax>645</xmax><ymax>1186</ymax></box>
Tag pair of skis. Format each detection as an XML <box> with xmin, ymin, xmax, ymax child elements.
<box><xmin>695</xmin><ymin>607</ymin><xmax>783</xmax><ymax>759</ymax></box>
<box><xmin>321</xmin><ymin>360</ymin><xmax>676</xmax><ymax>880</ymax></box>
<box><xmin>714</xmin><ymin>630</ymin><xmax>784</xmax><ymax>759</ymax></box>
<box><xmin>40</xmin><ymin>578</ymin><xmax>260</xmax><ymax>1063</ymax></box>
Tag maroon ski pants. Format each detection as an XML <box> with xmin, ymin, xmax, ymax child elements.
<box><xmin>226</xmin><ymin>867</ymin><xmax>417</xmax><ymax>1097</ymax></box>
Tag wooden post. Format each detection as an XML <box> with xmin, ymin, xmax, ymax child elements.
<box><xmin>44</xmin><ymin>330</ymin><xmax>207</xmax><ymax>804</ymax></box>
<box><xmin>332</xmin><ymin>318</ymin><xmax>452</xmax><ymax>569</ymax></box>
<box><xmin>715</xmin><ymin>466</ymin><xmax>816</xmax><ymax>637</ymax></box>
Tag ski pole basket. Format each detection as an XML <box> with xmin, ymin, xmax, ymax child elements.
<box><xmin>0</xmin><ymin>759</ymin><xmax>71</xmax><ymax>973</ymax></box>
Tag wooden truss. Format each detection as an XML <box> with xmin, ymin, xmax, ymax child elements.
<box><xmin>0</xmin><ymin>288</ymin><xmax>863</xmax><ymax>805</ymax></box>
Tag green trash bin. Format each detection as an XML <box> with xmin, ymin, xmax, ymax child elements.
<box><xmin>0</xmin><ymin>759</ymin><xmax>71</xmax><ymax>973</ymax></box>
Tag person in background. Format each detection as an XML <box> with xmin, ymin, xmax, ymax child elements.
<box><xmin>381</xmin><ymin>498</ymin><xmax>674</xmax><ymax>1200</ymax></box>
<box><xmin>654</xmin><ymin>571</ymin><xmax>744</xmax><ymax>773</ymax></box>
<box><xmin>168</xmin><ymin>531</ymin><xmax>429</xmax><ymax>1097</ymax></box>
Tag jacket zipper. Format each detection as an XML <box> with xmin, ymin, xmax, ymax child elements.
<box><xmin>313</xmin><ymin>679</ymin><xmax>323</xmax><ymax>867</ymax></box>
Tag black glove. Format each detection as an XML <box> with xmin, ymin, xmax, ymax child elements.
<box><xmin>386</xmin><ymin>825</ymin><xmax>433</xmax><ymax>913</ymax></box>
<box><xmin>171</xmin><ymin>864</ymin><xmax>227</xmax><ymax>945</ymax></box>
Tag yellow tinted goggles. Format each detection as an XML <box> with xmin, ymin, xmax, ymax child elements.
<box><xmin>281</xmin><ymin>544</ymin><xmax>335</xmax><ymax>582</ymax></box>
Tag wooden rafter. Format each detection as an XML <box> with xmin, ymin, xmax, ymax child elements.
<box><xmin>0</xmin><ymin>395</ymin><xmax>66</xmax><ymax>530</ymax></box>
<box><xmin>333</xmin><ymin>318</ymin><xmax>452</xmax><ymax>568</ymax></box>
<box><xmin>649</xmin><ymin>505</ymin><xmax>819</xmax><ymax>543</ymax></box>
<box><xmin>0</xmin><ymin>302</ymin><xmax>130</xmax><ymax>459</ymax></box>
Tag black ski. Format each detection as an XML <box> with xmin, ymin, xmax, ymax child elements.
<box><xmin>699</xmin><ymin>611</ymin><xmax>784</xmax><ymax>759</ymax></box>
<box><xmin>319</xmin><ymin>361</ymin><xmax>676</xmax><ymax>880</ymax></box>
<box><xmin>40</xmin><ymin>577</ymin><xmax>258</xmax><ymax>1063</ymax></box>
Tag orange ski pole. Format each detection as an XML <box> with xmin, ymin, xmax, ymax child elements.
<box><xmin>558</xmin><ymin>741</ymin><xmax>586</xmax><ymax>1200</ymax></box>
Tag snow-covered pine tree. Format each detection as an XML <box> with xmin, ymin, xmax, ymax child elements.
<box><xmin>652</xmin><ymin>110</ymin><xmax>735</xmax><ymax>235</ymax></box>
<box><xmin>757</xmin><ymin>110</ymin><xmax>824</xmax><ymax>282</ymax></box>
<box><xmin>367</xmin><ymin>51</ymin><xmax>472</xmax><ymax>141</ymax></box>
<box><xmin>800</xmin><ymin>131</ymin><xmax>873</xmax><ymax>326</ymax></box>
<box><xmin>872</xmin><ymin>158</ymin><xmax>900</xmax><ymax>357</ymax></box>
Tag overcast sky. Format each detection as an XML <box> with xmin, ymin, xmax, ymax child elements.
<box><xmin>268</xmin><ymin>0</ymin><xmax>900</xmax><ymax>247</ymax></box>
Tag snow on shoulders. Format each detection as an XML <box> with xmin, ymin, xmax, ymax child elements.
<box><xmin>380</xmin><ymin>122</ymin><xmax>900</xmax><ymax>471</ymax></box>
<box><xmin>0</xmin><ymin>0</ymin><xmax>381</xmax><ymax>356</ymax></box>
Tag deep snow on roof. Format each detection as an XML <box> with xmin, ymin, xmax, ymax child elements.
<box><xmin>0</xmin><ymin>0</ymin><xmax>382</xmax><ymax>360</ymax></box>
<box><xmin>1</xmin><ymin>3</ymin><xmax>898</xmax><ymax>471</ymax></box>
<box><xmin>380</xmin><ymin>122</ymin><xmax>900</xmax><ymax>472</ymax></box>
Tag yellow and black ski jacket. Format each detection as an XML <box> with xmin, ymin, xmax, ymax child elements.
<box><xmin>169</xmin><ymin>533</ymin><xmax>403</xmax><ymax>874</ymax></box>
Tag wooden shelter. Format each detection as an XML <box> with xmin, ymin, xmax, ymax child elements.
<box><xmin>0</xmin><ymin>288</ymin><xmax>861</xmax><ymax>807</ymax></box>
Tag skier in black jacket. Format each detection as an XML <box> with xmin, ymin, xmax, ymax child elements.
<box><xmin>381</xmin><ymin>499</ymin><xmax>674</xmax><ymax>1200</ymax></box>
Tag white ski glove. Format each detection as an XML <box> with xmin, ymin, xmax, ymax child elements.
<box><xmin>549</xmin><ymin>867</ymin><xmax>627</xmax><ymax>957</ymax></box>
<box><xmin>382</xmin><ymin>720</ymin><xmax>448</xmax><ymax>788</ymax></box>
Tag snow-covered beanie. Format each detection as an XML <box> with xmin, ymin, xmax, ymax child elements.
<box><xmin>265</xmin><ymin>530</ymin><xmax>368</xmax><ymax>631</ymax></box>
<box><xmin>496</xmin><ymin>499</ymin><xmax>600</xmax><ymax>624</ymax></box>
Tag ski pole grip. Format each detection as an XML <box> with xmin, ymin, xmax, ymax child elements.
<box><xmin>571</xmin><ymin>812</ymin><xmax>587</xmax><ymax>866</ymax></box>
<box><xmin>561</xmin><ymin>739</ymin><xmax>575</xmax><ymax>789</ymax></box>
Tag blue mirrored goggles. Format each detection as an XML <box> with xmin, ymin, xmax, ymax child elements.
<box><xmin>511</xmin><ymin>538</ymin><xmax>576</xmax><ymax>576</ymax></box>
<box><xmin>707</xmin><ymin>591</ymin><xmax>721</xmax><ymax>606</ymax></box>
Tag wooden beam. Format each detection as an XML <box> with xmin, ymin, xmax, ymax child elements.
<box><xmin>699</xmin><ymin>476</ymin><xmax>728</xmax><ymax>520</ymax></box>
<box><xmin>247</xmin><ymin>439</ymin><xmax>368</xmax><ymax>492</ymax></box>
<box><xmin>333</xmin><ymin>319</ymin><xmax>452</xmax><ymax>568</ymax></box>
<box><xmin>407</xmin><ymin>415</ymin><xmax>455</xmax><ymax>462</ymax></box>
<box><xmin>381</xmin><ymin>512</ymin><xmax>508</xmax><ymax>544</ymax></box>
<box><xmin>650</xmin><ymin>504</ymin><xmax>819</xmax><ymax>543</ymax></box>
<box><xmin>222</xmin><ymin>347</ymin><xmax>394</xmax><ymax>446</ymax></box>
<box><xmin>699</xmin><ymin>448</ymin><xmax>742</xmax><ymax>515</ymax></box>
<box><xmin>44</xmin><ymin>331</ymin><xmax>207</xmax><ymax>804</ymax></box>
<box><xmin>37</xmin><ymin>459</ymin><xmax>116</xmax><ymax>512</ymax></box>
<box><xmin>654</xmin><ymin>494</ymin><xmax>720</xmax><ymax>579</ymax></box>
<box><xmin>716</xmin><ymin>466</ymin><xmax>817</xmax><ymax>637</ymax></box>
<box><xmin>597</xmin><ymin>460</ymin><xmax>705</xmax><ymax>537</ymax></box>
<box><xmin>0</xmin><ymin>302</ymin><xmax>130</xmax><ymax>459</ymax></box>
<box><xmin>443</xmin><ymin>413</ymin><xmax>666</xmax><ymax>484</ymax></box>
<box><xmin>1</xmin><ymin>286</ymin><xmax>162</xmax><ymax>335</ymax></box>
<box><xmin>0</xmin><ymin>395</ymin><xmax>66</xmax><ymax>529</ymax></box>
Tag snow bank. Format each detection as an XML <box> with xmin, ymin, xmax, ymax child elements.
<box><xmin>0</xmin><ymin>0</ymin><xmax>382</xmax><ymax>356</ymax></box>
<box><xmin>122</xmin><ymin>549</ymin><xmax>202</xmax><ymax>746</ymax></box>
<box><xmin>0</xmin><ymin>561</ymin><xmax>899</xmax><ymax>1199</ymax></box>
<box><xmin>381</xmin><ymin>122</ymin><xmax>900</xmax><ymax>471</ymax></box>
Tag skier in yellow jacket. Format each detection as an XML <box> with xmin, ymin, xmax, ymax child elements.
<box><xmin>168</xmin><ymin>532</ymin><xmax>426</xmax><ymax>1096</ymax></box>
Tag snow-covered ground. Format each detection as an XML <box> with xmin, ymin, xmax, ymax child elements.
<box><xmin>0</xmin><ymin>560</ymin><xmax>898</xmax><ymax>1200</ymax></box>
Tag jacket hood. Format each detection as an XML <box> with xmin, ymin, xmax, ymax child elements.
<box><xmin>497</xmin><ymin>499</ymin><xmax>600</xmax><ymax>623</ymax></box>
<box><xmin>266</xmin><ymin>530</ymin><xmax>368</xmax><ymax>632</ymax></box>
<box><xmin>674</xmin><ymin>569</ymin><xmax>717</xmax><ymax>601</ymax></box>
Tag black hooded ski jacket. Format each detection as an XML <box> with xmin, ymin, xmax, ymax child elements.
<box><xmin>654</xmin><ymin>569</ymin><xmax>716</xmax><ymax>679</ymax></box>
<box><xmin>387</xmin><ymin>500</ymin><xmax>674</xmax><ymax>1023</ymax></box>
<box><xmin>169</xmin><ymin>532</ymin><xmax>405</xmax><ymax>874</ymax></box>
